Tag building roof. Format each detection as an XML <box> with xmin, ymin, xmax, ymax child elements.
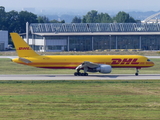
<box><xmin>30</xmin><ymin>23</ymin><xmax>160</xmax><ymax>36</ymax></box>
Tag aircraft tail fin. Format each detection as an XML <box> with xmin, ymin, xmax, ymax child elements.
<box><xmin>10</xmin><ymin>33</ymin><xmax>39</xmax><ymax>57</ymax></box>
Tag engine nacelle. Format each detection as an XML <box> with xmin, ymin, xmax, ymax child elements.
<box><xmin>96</xmin><ymin>64</ymin><xmax>112</xmax><ymax>73</ymax></box>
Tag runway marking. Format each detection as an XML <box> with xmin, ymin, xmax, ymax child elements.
<box><xmin>0</xmin><ymin>74</ymin><xmax>160</xmax><ymax>80</ymax></box>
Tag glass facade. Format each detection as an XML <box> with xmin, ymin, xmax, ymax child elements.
<box><xmin>116</xmin><ymin>36</ymin><xmax>140</xmax><ymax>49</ymax></box>
<box><xmin>141</xmin><ymin>35</ymin><xmax>160</xmax><ymax>50</ymax></box>
<box><xmin>34</xmin><ymin>35</ymin><xmax>160</xmax><ymax>51</ymax></box>
<box><xmin>69</xmin><ymin>36</ymin><xmax>92</xmax><ymax>51</ymax></box>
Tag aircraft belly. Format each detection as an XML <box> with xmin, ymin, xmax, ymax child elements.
<box><xmin>111</xmin><ymin>64</ymin><xmax>153</xmax><ymax>68</ymax></box>
<box><xmin>26</xmin><ymin>62</ymin><xmax>78</xmax><ymax>69</ymax></box>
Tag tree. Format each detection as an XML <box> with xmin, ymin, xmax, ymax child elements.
<box><xmin>82</xmin><ymin>17</ymin><xmax>87</xmax><ymax>23</ymax></box>
<box><xmin>98</xmin><ymin>13</ymin><xmax>113</xmax><ymax>23</ymax></box>
<box><xmin>18</xmin><ymin>11</ymin><xmax>38</xmax><ymax>33</ymax></box>
<box><xmin>0</xmin><ymin>6</ymin><xmax>6</xmax><ymax>30</ymax></box>
<box><xmin>83</xmin><ymin>10</ymin><xmax>99</xmax><ymax>23</ymax></box>
<box><xmin>61</xmin><ymin>20</ymin><xmax>65</xmax><ymax>23</ymax></box>
<box><xmin>50</xmin><ymin>19</ymin><xmax>65</xmax><ymax>23</ymax></box>
<box><xmin>71</xmin><ymin>16</ymin><xmax>81</xmax><ymax>23</ymax></box>
<box><xmin>113</xmin><ymin>11</ymin><xmax>136</xmax><ymax>23</ymax></box>
<box><xmin>37</xmin><ymin>16</ymin><xmax>50</xmax><ymax>23</ymax></box>
<box><xmin>82</xmin><ymin>10</ymin><xmax>114</xmax><ymax>23</ymax></box>
<box><xmin>5</xmin><ymin>10</ymin><xmax>19</xmax><ymax>33</ymax></box>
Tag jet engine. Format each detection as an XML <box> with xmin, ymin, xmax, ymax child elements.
<box><xmin>96</xmin><ymin>64</ymin><xmax>112</xmax><ymax>73</ymax></box>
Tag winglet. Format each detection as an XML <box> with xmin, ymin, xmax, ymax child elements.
<box><xmin>10</xmin><ymin>33</ymin><xmax>39</xmax><ymax>57</ymax></box>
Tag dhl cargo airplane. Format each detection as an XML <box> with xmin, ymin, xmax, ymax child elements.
<box><xmin>10</xmin><ymin>33</ymin><xmax>154</xmax><ymax>76</ymax></box>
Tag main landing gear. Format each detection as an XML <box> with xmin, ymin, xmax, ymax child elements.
<box><xmin>135</xmin><ymin>68</ymin><xmax>139</xmax><ymax>76</ymax></box>
<box><xmin>74</xmin><ymin>69</ymin><xmax>88</xmax><ymax>76</ymax></box>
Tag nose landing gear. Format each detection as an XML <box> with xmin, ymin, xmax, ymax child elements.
<box><xmin>135</xmin><ymin>68</ymin><xmax>139</xmax><ymax>76</ymax></box>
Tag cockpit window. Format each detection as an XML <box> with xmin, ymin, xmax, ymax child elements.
<box><xmin>147</xmin><ymin>59</ymin><xmax>151</xmax><ymax>61</ymax></box>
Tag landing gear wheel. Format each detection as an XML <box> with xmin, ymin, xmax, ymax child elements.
<box><xmin>135</xmin><ymin>73</ymin><xmax>138</xmax><ymax>76</ymax></box>
<box><xmin>74</xmin><ymin>72</ymin><xmax>82</xmax><ymax>76</ymax></box>
<box><xmin>81</xmin><ymin>73</ymin><xmax>84</xmax><ymax>76</ymax></box>
<box><xmin>74</xmin><ymin>72</ymin><xmax>88</xmax><ymax>76</ymax></box>
<box><xmin>84</xmin><ymin>73</ymin><xmax>88</xmax><ymax>76</ymax></box>
<box><xmin>74</xmin><ymin>72</ymin><xmax>78</xmax><ymax>76</ymax></box>
<box><xmin>135</xmin><ymin>68</ymin><xmax>139</xmax><ymax>76</ymax></box>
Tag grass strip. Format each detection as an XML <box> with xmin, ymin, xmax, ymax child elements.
<box><xmin>0</xmin><ymin>80</ymin><xmax>160</xmax><ymax>119</ymax></box>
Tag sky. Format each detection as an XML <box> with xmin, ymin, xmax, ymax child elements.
<box><xmin>1</xmin><ymin>0</ymin><xmax>160</xmax><ymax>13</ymax></box>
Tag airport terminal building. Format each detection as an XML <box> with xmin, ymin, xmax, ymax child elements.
<box><xmin>25</xmin><ymin>23</ymin><xmax>160</xmax><ymax>52</ymax></box>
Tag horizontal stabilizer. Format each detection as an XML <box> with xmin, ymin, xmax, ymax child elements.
<box><xmin>19</xmin><ymin>57</ymin><xmax>32</xmax><ymax>63</ymax></box>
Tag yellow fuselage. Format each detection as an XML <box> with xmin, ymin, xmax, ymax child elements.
<box><xmin>12</xmin><ymin>55</ymin><xmax>154</xmax><ymax>69</ymax></box>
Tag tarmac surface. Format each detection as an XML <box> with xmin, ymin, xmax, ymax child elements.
<box><xmin>0</xmin><ymin>74</ymin><xmax>160</xmax><ymax>80</ymax></box>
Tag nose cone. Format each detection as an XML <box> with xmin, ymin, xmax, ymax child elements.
<box><xmin>149</xmin><ymin>61</ymin><xmax>154</xmax><ymax>67</ymax></box>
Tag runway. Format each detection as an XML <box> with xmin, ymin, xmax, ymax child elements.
<box><xmin>0</xmin><ymin>74</ymin><xmax>160</xmax><ymax>80</ymax></box>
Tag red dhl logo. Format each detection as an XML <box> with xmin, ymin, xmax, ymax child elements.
<box><xmin>18</xmin><ymin>47</ymin><xmax>31</xmax><ymax>50</ymax></box>
<box><xmin>111</xmin><ymin>58</ymin><xmax>139</xmax><ymax>65</ymax></box>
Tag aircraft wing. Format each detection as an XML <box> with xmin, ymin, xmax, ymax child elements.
<box><xmin>76</xmin><ymin>61</ymin><xmax>99</xmax><ymax>70</ymax></box>
<box><xmin>75</xmin><ymin>61</ymin><xmax>112</xmax><ymax>74</ymax></box>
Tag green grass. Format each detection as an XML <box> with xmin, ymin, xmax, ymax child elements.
<box><xmin>0</xmin><ymin>80</ymin><xmax>160</xmax><ymax>119</ymax></box>
<box><xmin>0</xmin><ymin>58</ymin><xmax>159</xmax><ymax>74</ymax></box>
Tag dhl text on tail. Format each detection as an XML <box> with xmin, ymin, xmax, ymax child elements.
<box><xmin>10</xmin><ymin>33</ymin><xmax>154</xmax><ymax>76</ymax></box>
